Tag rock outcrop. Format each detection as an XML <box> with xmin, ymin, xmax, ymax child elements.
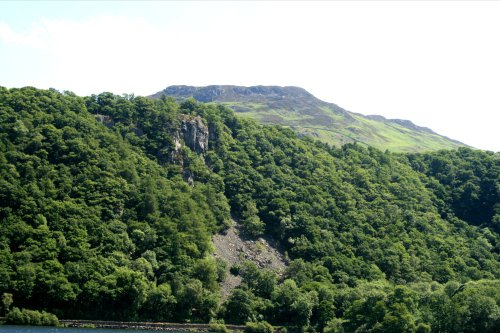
<box><xmin>179</xmin><ymin>114</ymin><xmax>208</xmax><ymax>155</ymax></box>
<box><xmin>93</xmin><ymin>114</ymin><xmax>114</xmax><ymax>127</ymax></box>
<box><xmin>169</xmin><ymin>115</ymin><xmax>209</xmax><ymax>185</ymax></box>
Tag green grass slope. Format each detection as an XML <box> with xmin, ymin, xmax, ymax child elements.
<box><xmin>152</xmin><ymin>85</ymin><xmax>467</xmax><ymax>152</ymax></box>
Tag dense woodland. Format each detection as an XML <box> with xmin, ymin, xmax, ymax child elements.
<box><xmin>0</xmin><ymin>87</ymin><xmax>499</xmax><ymax>332</ymax></box>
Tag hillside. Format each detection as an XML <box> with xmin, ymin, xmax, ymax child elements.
<box><xmin>151</xmin><ymin>85</ymin><xmax>467</xmax><ymax>153</ymax></box>
<box><xmin>0</xmin><ymin>87</ymin><xmax>499</xmax><ymax>332</ymax></box>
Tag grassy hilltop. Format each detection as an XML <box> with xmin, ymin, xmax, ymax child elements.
<box><xmin>152</xmin><ymin>85</ymin><xmax>467</xmax><ymax>152</ymax></box>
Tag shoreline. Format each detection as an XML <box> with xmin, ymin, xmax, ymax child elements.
<box><xmin>60</xmin><ymin>320</ymin><xmax>246</xmax><ymax>332</ymax></box>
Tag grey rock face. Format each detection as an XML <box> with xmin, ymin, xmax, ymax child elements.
<box><xmin>180</xmin><ymin>115</ymin><xmax>208</xmax><ymax>155</ymax></box>
<box><xmin>93</xmin><ymin>114</ymin><xmax>114</xmax><ymax>127</ymax></box>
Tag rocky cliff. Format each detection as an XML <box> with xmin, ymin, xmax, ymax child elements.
<box><xmin>169</xmin><ymin>114</ymin><xmax>209</xmax><ymax>185</ymax></box>
<box><xmin>179</xmin><ymin>114</ymin><xmax>209</xmax><ymax>155</ymax></box>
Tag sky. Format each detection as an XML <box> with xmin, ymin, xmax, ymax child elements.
<box><xmin>1</xmin><ymin>1</ymin><xmax>499</xmax><ymax>151</ymax></box>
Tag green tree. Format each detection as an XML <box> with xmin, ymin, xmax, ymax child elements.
<box><xmin>224</xmin><ymin>288</ymin><xmax>256</xmax><ymax>324</ymax></box>
<box><xmin>241</xmin><ymin>201</ymin><xmax>265</xmax><ymax>237</ymax></box>
<box><xmin>2</xmin><ymin>292</ymin><xmax>13</xmax><ymax>315</ymax></box>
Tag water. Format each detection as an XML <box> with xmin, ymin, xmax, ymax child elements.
<box><xmin>0</xmin><ymin>326</ymin><xmax>176</xmax><ymax>333</ymax></box>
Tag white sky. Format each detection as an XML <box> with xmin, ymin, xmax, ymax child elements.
<box><xmin>1</xmin><ymin>1</ymin><xmax>499</xmax><ymax>151</ymax></box>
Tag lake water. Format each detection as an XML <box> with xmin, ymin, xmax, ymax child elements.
<box><xmin>0</xmin><ymin>326</ymin><xmax>175</xmax><ymax>333</ymax></box>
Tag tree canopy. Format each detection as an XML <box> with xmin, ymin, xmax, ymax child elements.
<box><xmin>0</xmin><ymin>86</ymin><xmax>498</xmax><ymax>332</ymax></box>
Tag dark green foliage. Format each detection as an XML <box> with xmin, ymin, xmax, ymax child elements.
<box><xmin>239</xmin><ymin>261</ymin><xmax>277</xmax><ymax>298</ymax></box>
<box><xmin>245</xmin><ymin>321</ymin><xmax>274</xmax><ymax>333</ymax></box>
<box><xmin>206</xmin><ymin>104</ymin><xmax>499</xmax><ymax>286</ymax></box>
<box><xmin>215</xmin><ymin>258</ymin><xmax>228</xmax><ymax>283</ymax></box>
<box><xmin>0</xmin><ymin>86</ymin><xmax>499</xmax><ymax>332</ymax></box>
<box><xmin>209</xmin><ymin>319</ymin><xmax>229</xmax><ymax>333</ymax></box>
<box><xmin>241</xmin><ymin>201</ymin><xmax>265</xmax><ymax>237</ymax></box>
<box><xmin>1</xmin><ymin>292</ymin><xmax>13</xmax><ymax>315</ymax></box>
<box><xmin>224</xmin><ymin>288</ymin><xmax>257</xmax><ymax>324</ymax></box>
<box><xmin>6</xmin><ymin>307</ymin><xmax>59</xmax><ymax>326</ymax></box>
<box><xmin>0</xmin><ymin>87</ymin><xmax>227</xmax><ymax>321</ymax></box>
<box><xmin>407</xmin><ymin>148</ymin><xmax>500</xmax><ymax>232</ymax></box>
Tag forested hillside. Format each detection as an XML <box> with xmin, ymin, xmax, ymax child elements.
<box><xmin>0</xmin><ymin>87</ymin><xmax>499</xmax><ymax>333</ymax></box>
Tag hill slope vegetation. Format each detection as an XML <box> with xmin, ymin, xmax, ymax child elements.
<box><xmin>0</xmin><ymin>87</ymin><xmax>498</xmax><ymax>333</ymax></box>
<box><xmin>152</xmin><ymin>85</ymin><xmax>467</xmax><ymax>153</ymax></box>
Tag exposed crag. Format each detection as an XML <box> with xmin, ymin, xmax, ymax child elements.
<box><xmin>179</xmin><ymin>114</ymin><xmax>209</xmax><ymax>155</ymax></box>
